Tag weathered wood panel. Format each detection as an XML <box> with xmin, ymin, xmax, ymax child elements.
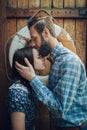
<box><xmin>38</xmin><ymin>103</ymin><xmax>50</xmax><ymax>130</ymax></box>
<box><xmin>18</xmin><ymin>0</ymin><xmax>29</xmax><ymax>8</ymax></box>
<box><xmin>75</xmin><ymin>20</ymin><xmax>86</xmax><ymax>65</ymax></box>
<box><xmin>0</xmin><ymin>1</ymin><xmax>10</xmax><ymax>129</ymax></box>
<box><xmin>76</xmin><ymin>0</ymin><xmax>86</xmax><ymax>7</ymax></box>
<box><xmin>53</xmin><ymin>0</ymin><xmax>63</xmax><ymax>8</ymax></box>
<box><xmin>41</xmin><ymin>0</ymin><xmax>51</xmax><ymax>8</ymax></box>
<box><xmin>29</xmin><ymin>0</ymin><xmax>40</xmax><ymax>8</ymax></box>
<box><xmin>7</xmin><ymin>19</ymin><xmax>16</xmax><ymax>37</ymax></box>
<box><xmin>7</xmin><ymin>0</ymin><xmax>17</xmax><ymax>8</ymax></box>
<box><xmin>17</xmin><ymin>19</ymin><xmax>26</xmax><ymax>31</ymax></box>
<box><xmin>64</xmin><ymin>0</ymin><xmax>75</xmax><ymax>8</ymax></box>
<box><xmin>64</xmin><ymin>19</ymin><xmax>75</xmax><ymax>43</ymax></box>
<box><xmin>56</xmin><ymin>19</ymin><xmax>63</xmax><ymax>28</ymax></box>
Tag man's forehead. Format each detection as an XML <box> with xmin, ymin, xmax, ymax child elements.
<box><xmin>30</xmin><ymin>29</ymin><xmax>39</xmax><ymax>38</ymax></box>
<box><xmin>30</xmin><ymin>26</ymin><xmax>37</xmax><ymax>33</ymax></box>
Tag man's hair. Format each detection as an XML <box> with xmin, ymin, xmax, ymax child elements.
<box><xmin>27</xmin><ymin>16</ymin><xmax>56</xmax><ymax>37</ymax></box>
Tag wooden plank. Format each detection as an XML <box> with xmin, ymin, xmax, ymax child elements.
<box><xmin>29</xmin><ymin>0</ymin><xmax>40</xmax><ymax>8</ymax></box>
<box><xmin>7</xmin><ymin>19</ymin><xmax>16</xmax><ymax>37</ymax></box>
<box><xmin>0</xmin><ymin>1</ymin><xmax>10</xmax><ymax>130</ymax></box>
<box><xmin>64</xmin><ymin>19</ymin><xmax>75</xmax><ymax>42</ymax></box>
<box><xmin>0</xmin><ymin>0</ymin><xmax>8</xmax><ymax>68</ymax></box>
<box><xmin>38</xmin><ymin>102</ymin><xmax>50</xmax><ymax>130</ymax></box>
<box><xmin>51</xmin><ymin>9</ymin><xmax>79</xmax><ymax>18</ymax></box>
<box><xmin>6</xmin><ymin>8</ymin><xmax>87</xmax><ymax>18</ymax></box>
<box><xmin>6</xmin><ymin>20</ymin><xmax>16</xmax><ymax>77</ymax></box>
<box><xmin>18</xmin><ymin>0</ymin><xmax>29</xmax><ymax>8</ymax></box>
<box><xmin>35</xmin><ymin>10</ymin><xmax>51</xmax><ymax>18</ymax></box>
<box><xmin>76</xmin><ymin>0</ymin><xmax>86</xmax><ymax>7</ymax></box>
<box><xmin>17</xmin><ymin>19</ymin><xmax>26</xmax><ymax>31</ymax></box>
<box><xmin>64</xmin><ymin>0</ymin><xmax>75</xmax><ymax>8</ymax></box>
<box><xmin>41</xmin><ymin>0</ymin><xmax>51</xmax><ymax>8</ymax></box>
<box><xmin>75</xmin><ymin>20</ymin><xmax>86</xmax><ymax>65</ymax></box>
<box><xmin>57</xmin><ymin>19</ymin><xmax>76</xmax><ymax>53</ymax></box>
<box><xmin>7</xmin><ymin>0</ymin><xmax>17</xmax><ymax>8</ymax></box>
<box><xmin>53</xmin><ymin>0</ymin><xmax>63</xmax><ymax>8</ymax></box>
<box><xmin>56</xmin><ymin>19</ymin><xmax>63</xmax><ymax>28</ymax></box>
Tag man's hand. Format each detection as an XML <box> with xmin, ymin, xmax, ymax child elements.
<box><xmin>15</xmin><ymin>57</ymin><xmax>36</xmax><ymax>81</ymax></box>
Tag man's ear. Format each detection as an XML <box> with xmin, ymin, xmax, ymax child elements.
<box><xmin>42</xmin><ymin>28</ymin><xmax>49</xmax><ymax>39</ymax></box>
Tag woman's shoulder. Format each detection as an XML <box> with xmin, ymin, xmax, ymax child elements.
<box><xmin>7</xmin><ymin>83</ymin><xmax>30</xmax><ymax>113</ymax></box>
<box><xmin>8</xmin><ymin>83</ymin><xmax>29</xmax><ymax>103</ymax></box>
<box><xmin>9</xmin><ymin>82</ymin><xmax>28</xmax><ymax>93</ymax></box>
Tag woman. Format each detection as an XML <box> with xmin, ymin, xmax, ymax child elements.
<box><xmin>7</xmin><ymin>46</ymin><xmax>47</xmax><ymax>130</ymax></box>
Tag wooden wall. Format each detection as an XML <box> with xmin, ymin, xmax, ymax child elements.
<box><xmin>0</xmin><ymin>0</ymin><xmax>87</xmax><ymax>130</ymax></box>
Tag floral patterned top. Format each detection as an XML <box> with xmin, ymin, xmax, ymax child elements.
<box><xmin>7</xmin><ymin>83</ymin><xmax>37</xmax><ymax>130</ymax></box>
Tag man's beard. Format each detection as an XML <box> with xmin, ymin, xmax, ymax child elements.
<box><xmin>39</xmin><ymin>37</ymin><xmax>51</xmax><ymax>57</ymax></box>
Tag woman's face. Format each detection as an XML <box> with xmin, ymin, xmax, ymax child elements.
<box><xmin>32</xmin><ymin>49</ymin><xmax>45</xmax><ymax>71</ymax></box>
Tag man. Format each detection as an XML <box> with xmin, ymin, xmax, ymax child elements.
<box><xmin>16</xmin><ymin>16</ymin><xmax>87</xmax><ymax>130</ymax></box>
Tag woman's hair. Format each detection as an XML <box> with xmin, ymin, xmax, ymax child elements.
<box><xmin>27</xmin><ymin>16</ymin><xmax>56</xmax><ymax>37</ymax></box>
<box><xmin>12</xmin><ymin>46</ymin><xmax>35</xmax><ymax>84</ymax></box>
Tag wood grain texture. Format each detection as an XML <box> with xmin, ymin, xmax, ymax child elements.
<box><xmin>64</xmin><ymin>19</ymin><xmax>75</xmax><ymax>42</ymax></box>
<box><xmin>0</xmin><ymin>1</ymin><xmax>10</xmax><ymax>130</ymax></box>
<box><xmin>7</xmin><ymin>19</ymin><xmax>16</xmax><ymax>37</ymax></box>
<box><xmin>41</xmin><ymin>0</ymin><xmax>51</xmax><ymax>8</ymax></box>
<box><xmin>17</xmin><ymin>19</ymin><xmax>26</xmax><ymax>31</ymax></box>
<box><xmin>7</xmin><ymin>0</ymin><xmax>17</xmax><ymax>8</ymax></box>
<box><xmin>56</xmin><ymin>19</ymin><xmax>63</xmax><ymax>28</ymax></box>
<box><xmin>53</xmin><ymin>0</ymin><xmax>63</xmax><ymax>8</ymax></box>
<box><xmin>64</xmin><ymin>0</ymin><xmax>75</xmax><ymax>8</ymax></box>
<box><xmin>18</xmin><ymin>0</ymin><xmax>29</xmax><ymax>8</ymax></box>
<box><xmin>76</xmin><ymin>0</ymin><xmax>86</xmax><ymax>7</ymax></box>
<box><xmin>29</xmin><ymin>0</ymin><xmax>40</xmax><ymax>8</ymax></box>
<box><xmin>75</xmin><ymin>20</ymin><xmax>86</xmax><ymax>65</ymax></box>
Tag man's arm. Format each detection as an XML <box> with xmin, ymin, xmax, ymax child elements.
<box><xmin>15</xmin><ymin>58</ymin><xmax>59</xmax><ymax>115</ymax></box>
<box><xmin>30</xmin><ymin>60</ymin><xmax>81</xmax><ymax>116</ymax></box>
<box><xmin>15</xmin><ymin>57</ymin><xmax>81</xmax><ymax>116</ymax></box>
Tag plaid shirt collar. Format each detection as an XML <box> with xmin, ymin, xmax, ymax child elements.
<box><xmin>50</xmin><ymin>42</ymin><xmax>63</xmax><ymax>60</ymax></box>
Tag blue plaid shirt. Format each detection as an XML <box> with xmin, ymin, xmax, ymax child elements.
<box><xmin>30</xmin><ymin>43</ymin><xmax>87</xmax><ymax>127</ymax></box>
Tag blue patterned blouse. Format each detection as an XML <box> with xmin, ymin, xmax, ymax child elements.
<box><xmin>7</xmin><ymin>83</ymin><xmax>37</xmax><ymax>130</ymax></box>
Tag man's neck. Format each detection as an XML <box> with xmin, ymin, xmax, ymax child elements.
<box><xmin>49</xmin><ymin>37</ymin><xmax>59</xmax><ymax>51</ymax></box>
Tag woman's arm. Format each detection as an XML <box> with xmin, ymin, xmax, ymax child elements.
<box><xmin>11</xmin><ymin>112</ymin><xmax>25</xmax><ymax>130</ymax></box>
